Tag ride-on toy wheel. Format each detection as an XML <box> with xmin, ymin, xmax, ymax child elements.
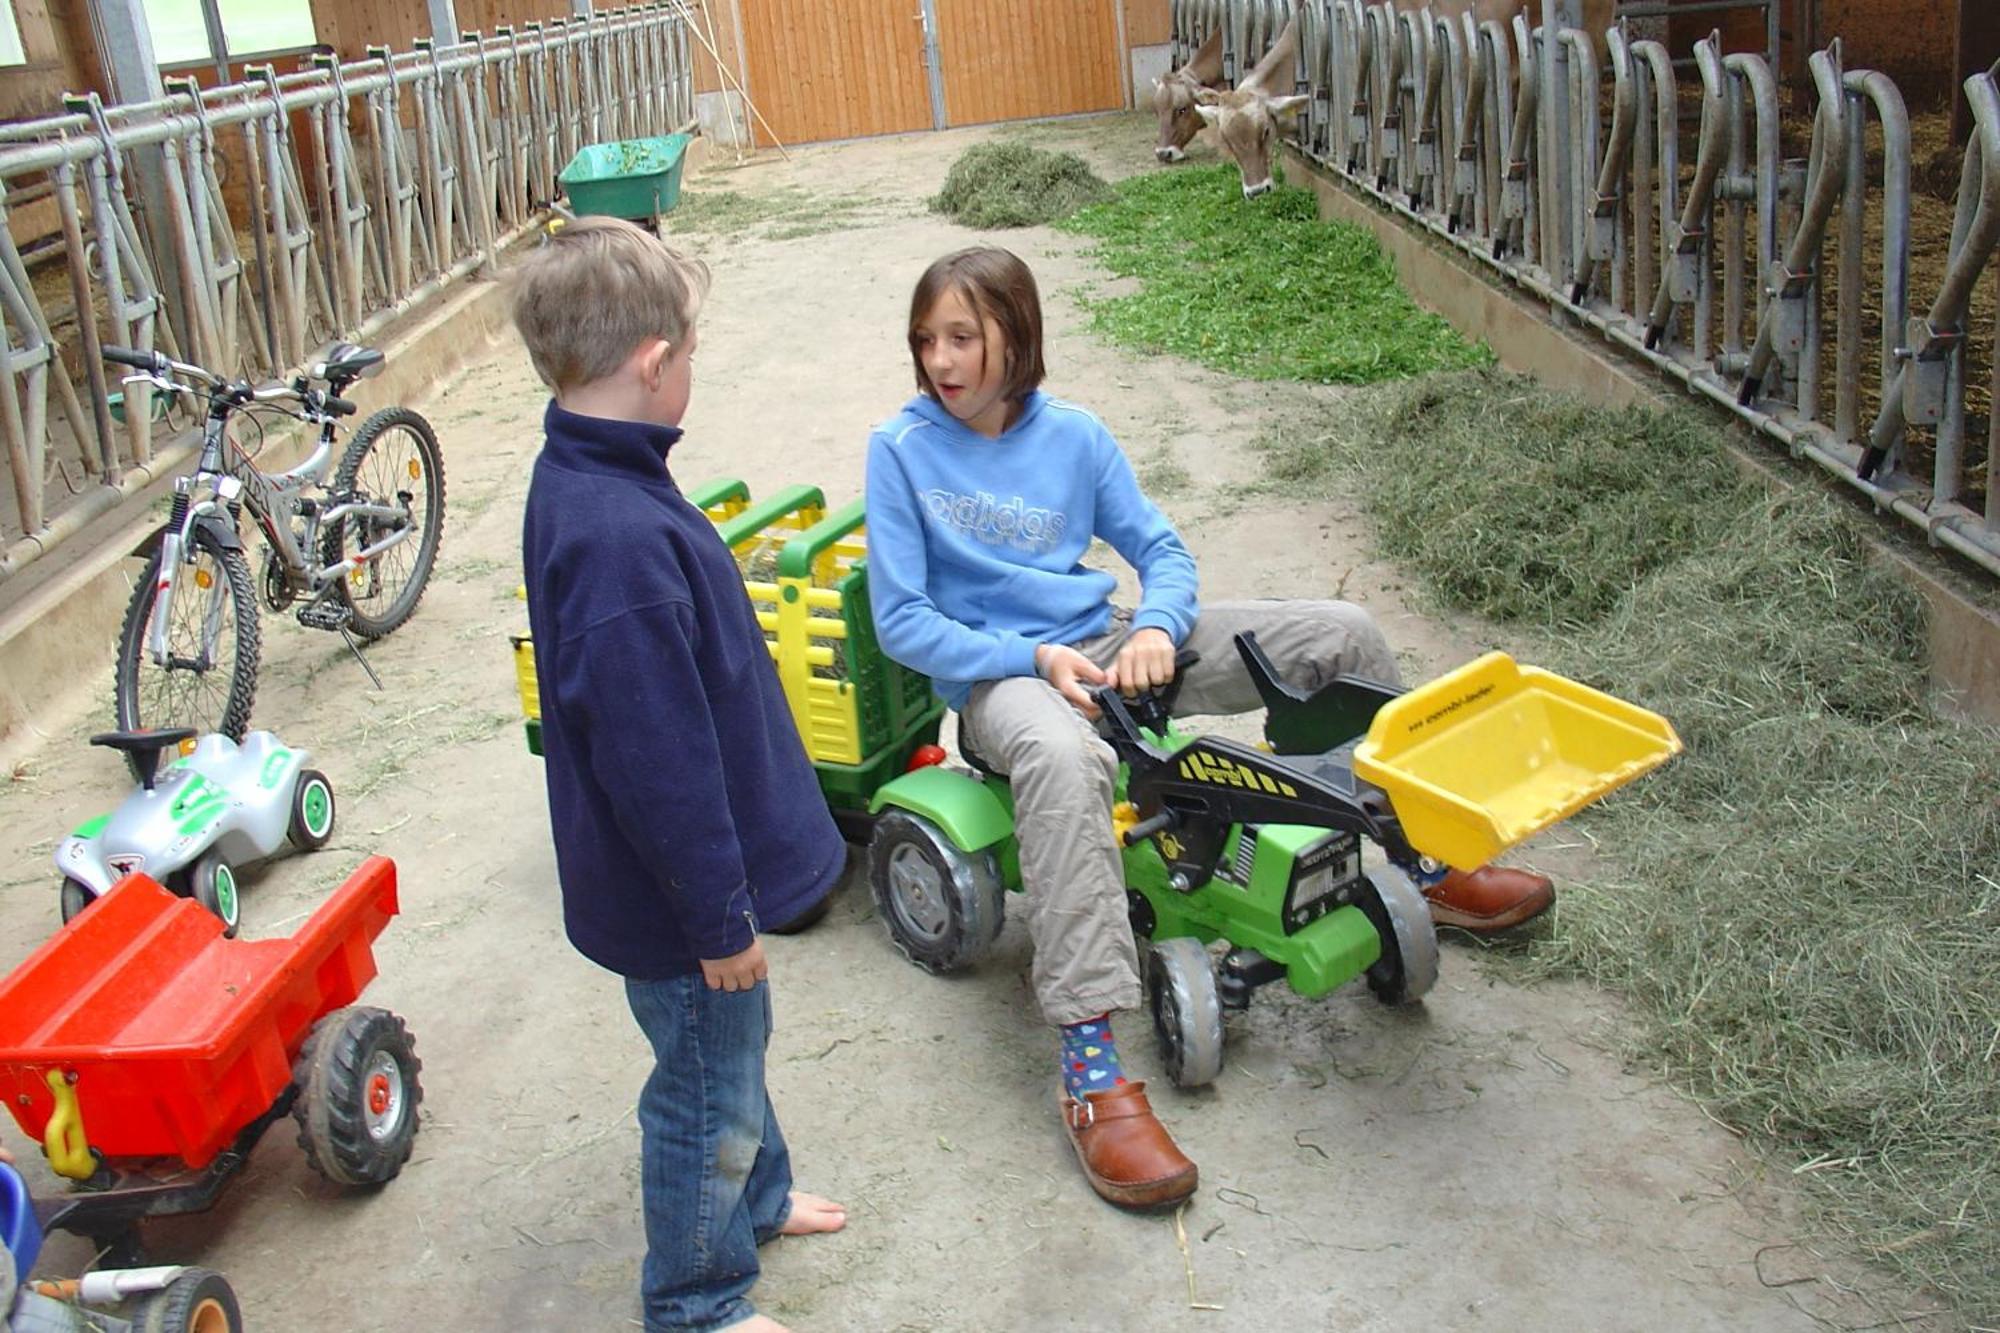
<box><xmin>867</xmin><ymin>810</ymin><xmax>1004</xmax><ymax>974</ymax></box>
<box><xmin>1356</xmin><ymin>864</ymin><xmax>1439</xmax><ymax>1006</ymax></box>
<box><xmin>189</xmin><ymin>852</ymin><xmax>240</xmax><ymax>938</ymax></box>
<box><xmin>58</xmin><ymin>876</ymin><xmax>94</xmax><ymax>925</ymax></box>
<box><xmin>292</xmin><ymin>1005</ymin><xmax>423</xmax><ymax>1186</ymax></box>
<box><xmin>288</xmin><ymin>768</ymin><xmax>337</xmax><ymax>849</ymax></box>
<box><xmin>1147</xmin><ymin>936</ymin><xmax>1225</xmax><ymax>1088</ymax></box>
<box><xmin>132</xmin><ymin>1266</ymin><xmax>243</xmax><ymax>1333</ymax></box>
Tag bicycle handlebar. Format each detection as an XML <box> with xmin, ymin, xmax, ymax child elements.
<box><xmin>101</xmin><ymin>345</ymin><xmax>160</xmax><ymax>371</ymax></box>
<box><xmin>103</xmin><ymin>345</ymin><xmax>221</xmax><ymax>388</ymax></box>
<box><xmin>103</xmin><ymin>346</ymin><xmax>357</xmax><ymax>421</ymax></box>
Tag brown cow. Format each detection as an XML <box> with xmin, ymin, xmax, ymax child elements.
<box><xmin>1191</xmin><ymin>14</ymin><xmax>1304</xmax><ymax>198</ymax></box>
<box><xmin>1194</xmin><ymin>0</ymin><xmax>1614</xmax><ymax>199</ymax></box>
<box><xmin>1153</xmin><ymin>28</ymin><xmax>1226</xmax><ymax>163</ymax></box>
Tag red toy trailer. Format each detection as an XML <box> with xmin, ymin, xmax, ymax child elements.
<box><xmin>0</xmin><ymin>856</ymin><xmax>422</xmax><ymax>1263</ymax></box>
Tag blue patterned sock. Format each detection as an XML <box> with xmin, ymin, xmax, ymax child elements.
<box><xmin>1060</xmin><ymin>1015</ymin><xmax>1128</xmax><ymax>1099</ymax></box>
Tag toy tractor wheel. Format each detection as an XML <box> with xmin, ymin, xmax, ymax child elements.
<box><xmin>132</xmin><ymin>1266</ymin><xmax>243</xmax><ymax>1333</ymax></box>
<box><xmin>190</xmin><ymin>853</ymin><xmax>240</xmax><ymax>939</ymax></box>
<box><xmin>1147</xmin><ymin>935</ymin><xmax>1225</xmax><ymax>1088</ymax></box>
<box><xmin>867</xmin><ymin>810</ymin><xmax>1004</xmax><ymax>974</ymax></box>
<box><xmin>59</xmin><ymin>877</ymin><xmax>95</xmax><ymax>925</ymax></box>
<box><xmin>287</xmin><ymin>769</ymin><xmax>337</xmax><ymax>849</ymax></box>
<box><xmin>292</xmin><ymin>1005</ymin><xmax>422</xmax><ymax>1187</ymax></box>
<box><xmin>1356</xmin><ymin>864</ymin><xmax>1439</xmax><ymax>1006</ymax></box>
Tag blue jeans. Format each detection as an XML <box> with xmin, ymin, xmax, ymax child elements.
<box><xmin>625</xmin><ymin>975</ymin><xmax>794</xmax><ymax>1332</ymax></box>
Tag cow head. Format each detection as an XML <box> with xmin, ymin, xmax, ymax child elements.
<box><xmin>1153</xmin><ymin>28</ymin><xmax>1225</xmax><ymax>164</ymax></box>
<box><xmin>1153</xmin><ymin>71</ymin><xmax>1206</xmax><ymax>162</ymax></box>
<box><xmin>1194</xmin><ymin>89</ymin><xmax>1309</xmax><ymax>198</ymax></box>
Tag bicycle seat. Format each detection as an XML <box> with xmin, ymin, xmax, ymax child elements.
<box><xmin>90</xmin><ymin>727</ymin><xmax>199</xmax><ymax>789</ymax></box>
<box><xmin>308</xmin><ymin>342</ymin><xmax>385</xmax><ymax>385</ymax></box>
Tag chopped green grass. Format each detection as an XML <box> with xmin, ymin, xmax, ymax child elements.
<box><xmin>667</xmin><ymin>186</ymin><xmax>888</xmax><ymax>240</ymax></box>
<box><xmin>1267</xmin><ymin>368</ymin><xmax>2000</xmax><ymax>1320</ymax></box>
<box><xmin>929</xmin><ymin>142</ymin><xmax>1112</xmax><ymax>228</ymax></box>
<box><xmin>1058</xmin><ymin>164</ymin><xmax>1491</xmax><ymax>383</ymax></box>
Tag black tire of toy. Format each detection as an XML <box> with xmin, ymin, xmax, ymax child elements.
<box><xmin>287</xmin><ymin>768</ymin><xmax>337</xmax><ymax>849</ymax></box>
<box><xmin>1147</xmin><ymin>935</ymin><xmax>1225</xmax><ymax>1089</ymax></box>
<box><xmin>866</xmin><ymin>810</ymin><xmax>1004</xmax><ymax>975</ymax></box>
<box><xmin>189</xmin><ymin>852</ymin><xmax>239</xmax><ymax>939</ymax></box>
<box><xmin>112</xmin><ymin>525</ymin><xmax>261</xmax><ymax>775</ymax></box>
<box><xmin>133</xmin><ymin>1266</ymin><xmax>243</xmax><ymax>1333</ymax></box>
<box><xmin>1356</xmin><ymin>867</ymin><xmax>1437</xmax><ymax>1007</ymax></box>
<box><xmin>292</xmin><ymin>1005</ymin><xmax>423</xmax><ymax>1187</ymax></box>
<box><xmin>59</xmin><ymin>877</ymin><xmax>93</xmax><ymax>925</ymax></box>
<box><xmin>319</xmin><ymin>406</ymin><xmax>446</xmax><ymax>640</ymax></box>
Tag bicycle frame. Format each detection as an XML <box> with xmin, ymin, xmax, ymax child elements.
<box><xmin>142</xmin><ymin>386</ymin><xmax>413</xmax><ymax>668</ymax></box>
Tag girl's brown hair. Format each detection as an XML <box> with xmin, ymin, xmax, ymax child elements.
<box><xmin>907</xmin><ymin>247</ymin><xmax>1046</xmax><ymax>404</ymax></box>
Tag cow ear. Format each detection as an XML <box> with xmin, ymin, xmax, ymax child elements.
<box><xmin>1193</xmin><ymin>103</ymin><xmax>1220</xmax><ymax>126</ymax></box>
<box><xmin>1267</xmin><ymin>93</ymin><xmax>1310</xmax><ymax>119</ymax></box>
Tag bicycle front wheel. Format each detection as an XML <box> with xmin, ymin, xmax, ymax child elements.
<box><xmin>320</xmin><ymin>406</ymin><xmax>446</xmax><ymax>640</ymax></box>
<box><xmin>114</xmin><ymin>524</ymin><xmax>261</xmax><ymax>743</ymax></box>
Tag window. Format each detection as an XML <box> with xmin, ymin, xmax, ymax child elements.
<box><xmin>0</xmin><ymin>1</ymin><xmax>27</xmax><ymax>68</ymax></box>
<box><xmin>143</xmin><ymin>0</ymin><xmax>317</xmax><ymax>66</ymax></box>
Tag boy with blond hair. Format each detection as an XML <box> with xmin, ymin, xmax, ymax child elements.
<box><xmin>514</xmin><ymin>216</ymin><xmax>845</xmax><ymax>1333</ymax></box>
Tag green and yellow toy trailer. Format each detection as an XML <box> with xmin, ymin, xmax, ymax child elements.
<box><xmin>510</xmin><ymin>479</ymin><xmax>945</xmax><ymax>837</ymax></box>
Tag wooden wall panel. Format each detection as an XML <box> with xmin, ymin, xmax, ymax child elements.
<box><xmin>736</xmin><ymin>0</ymin><xmax>930</xmax><ymax>146</ymax></box>
<box><xmin>933</xmin><ymin>0</ymin><xmax>1122</xmax><ymax>126</ymax></box>
<box><xmin>1124</xmin><ymin>0</ymin><xmax>1169</xmax><ymax>49</ymax></box>
<box><xmin>1</xmin><ymin>0</ymin><xmax>102</xmax><ymax>121</ymax></box>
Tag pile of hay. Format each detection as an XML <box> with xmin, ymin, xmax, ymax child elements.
<box><xmin>1278</xmin><ymin>369</ymin><xmax>2000</xmax><ymax>1318</ymax></box>
<box><xmin>929</xmin><ymin>143</ymin><xmax>1111</xmax><ymax>229</ymax></box>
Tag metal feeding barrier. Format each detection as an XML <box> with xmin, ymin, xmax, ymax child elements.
<box><xmin>0</xmin><ymin>3</ymin><xmax>695</xmax><ymax>582</ymax></box>
<box><xmin>1171</xmin><ymin>0</ymin><xmax>2000</xmax><ymax>579</ymax></box>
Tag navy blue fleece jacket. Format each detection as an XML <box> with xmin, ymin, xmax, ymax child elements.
<box><xmin>521</xmin><ymin>402</ymin><xmax>844</xmax><ymax>978</ymax></box>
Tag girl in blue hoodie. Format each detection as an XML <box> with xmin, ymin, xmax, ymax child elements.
<box><xmin>864</xmin><ymin>246</ymin><xmax>1553</xmax><ymax>1211</ymax></box>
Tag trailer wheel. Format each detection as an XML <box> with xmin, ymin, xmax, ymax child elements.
<box><xmin>293</xmin><ymin>1006</ymin><xmax>423</xmax><ymax>1187</ymax></box>
<box><xmin>133</xmin><ymin>1266</ymin><xmax>243</xmax><ymax>1333</ymax></box>
<box><xmin>867</xmin><ymin>810</ymin><xmax>1004</xmax><ymax>974</ymax></box>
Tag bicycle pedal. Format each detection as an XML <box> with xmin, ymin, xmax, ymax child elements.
<box><xmin>295</xmin><ymin>599</ymin><xmax>353</xmax><ymax>632</ymax></box>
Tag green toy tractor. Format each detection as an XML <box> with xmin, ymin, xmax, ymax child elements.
<box><xmin>864</xmin><ymin>633</ymin><xmax>1681</xmax><ymax>1087</ymax></box>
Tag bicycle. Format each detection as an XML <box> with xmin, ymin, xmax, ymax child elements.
<box><xmin>104</xmin><ymin>343</ymin><xmax>446</xmax><ymax>748</ymax></box>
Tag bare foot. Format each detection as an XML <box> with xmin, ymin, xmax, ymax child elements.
<box><xmin>730</xmin><ymin>1316</ymin><xmax>790</xmax><ymax>1332</ymax></box>
<box><xmin>777</xmin><ymin>1190</ymin><xmax>846</xmax><ymax>1237</ymax></box>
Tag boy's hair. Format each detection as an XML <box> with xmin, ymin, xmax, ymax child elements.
<box><xmin>511</xmin><ymin>216</ymin><xmax>711</xmax><ymax>394</ymax></box>
<box><xmin>907</xmin><ymin>247</ymin><xmax>1046</xmax><ymax>404</ymax></box>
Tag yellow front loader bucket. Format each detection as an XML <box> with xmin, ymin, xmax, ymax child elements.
<box><xmin>1353</xmin><ymin>653</ymin><xmax>1682</xmax><ymax>871</ymax></box>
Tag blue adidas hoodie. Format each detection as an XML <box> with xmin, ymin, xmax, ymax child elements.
<box><xmin>864</xmin><ymin>390</ymin><xmax>1199</xmax><ymax>708</ymax></box>
<box><xmin>522</xmin><ymin>402</ymin><xmax>845</xmax><ymax>979</ymax></box>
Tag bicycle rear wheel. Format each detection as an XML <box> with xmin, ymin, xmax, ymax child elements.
<box><xmin>320</xmin><ymin>406</ymin><xmax>446</xmax><ymax>640</ymax></box>
<box><xmin>114</xmin><ymin>525</ymin><xmax>261</xmax><ymax>744</ymax></box>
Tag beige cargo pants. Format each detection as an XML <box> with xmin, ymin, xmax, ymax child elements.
<box><xmin>958</xmin><ymin>600</ymin><xmax>1402</xmax><ymax>1027</ymax></box>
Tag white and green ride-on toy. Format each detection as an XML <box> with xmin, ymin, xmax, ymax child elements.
<box><xmin>53</xmin><ymin>729</ymin><xmax>336</xmax><ymax>937</ymax></box>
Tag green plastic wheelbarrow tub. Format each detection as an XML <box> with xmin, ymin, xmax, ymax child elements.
<box><xmin>558</xmin><ymin>134</ymin><xmax>691</xmax><ymax>221</ymax></box>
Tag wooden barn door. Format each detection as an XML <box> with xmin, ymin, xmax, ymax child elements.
<box><xmin>931</xmin><ymin>0</ymin><xmax>1125</xmax><ymax>127</ymax></box>
<box><xmin>736</xmin><ymin>0</ymin><xmax>935</xmax><ymax>146</ymax></box>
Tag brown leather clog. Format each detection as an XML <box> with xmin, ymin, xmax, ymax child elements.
<box><xmin>1423</xmin><ymin>864</ymin><xmax>1555</xmax><ymax>932</ymax></box>
<box><xmin>1061</xmin><ymin>1080</ymin><xmax>1198</xmax><ymax>1211</ymax></box>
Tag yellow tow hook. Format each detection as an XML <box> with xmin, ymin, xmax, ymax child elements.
<box><xmin>43</xmin><ymin>1068</ymin><xmax>95</xmax><ymax>1181</ymax></box>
